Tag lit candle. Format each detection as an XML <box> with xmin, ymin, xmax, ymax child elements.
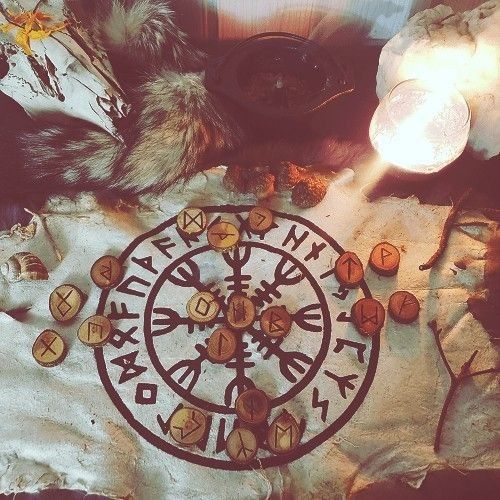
<box><xmin>369</xmin><ymin>79</ymin><xmax>470</xmax><ymax>174</ymax></box>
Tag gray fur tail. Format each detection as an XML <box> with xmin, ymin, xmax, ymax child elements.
<box><xmin>16</xmin><ymin>71</ymin><xmax>242</xmax><ymax>196</ymax></box>
<box><xmin>66</xmin><ymin>0</ymin><xmax>205</xmax><ymax>71</ymax></box>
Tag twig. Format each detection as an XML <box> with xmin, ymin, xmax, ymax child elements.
<box><xmin>419</xmin><ymin>188</ymin><xmax>473</xmax><ymax>271</ymax></box>
<box><xmin>33</xmin><ymin>0</ymin><xmax>46</xmax><ymax>12</ymax></box>
<box><xmin>428</xmin><ymin>320</ymin><xmax>500</xmax><ymax>452</ymax></box>
<box><xmin>24</xmin><ymin>208</ymin><xmax>63</xmax><ymax>262</ymax></box>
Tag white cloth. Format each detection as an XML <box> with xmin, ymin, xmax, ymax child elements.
<box><xmin>0</xmin><ymin>168</ymin><xmax>498</xmax><ymax>498</ymax></box>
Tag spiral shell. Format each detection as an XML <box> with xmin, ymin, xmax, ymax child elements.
<box><xmin>0</xmin><ymin>252</ymin><xmax>49</xmax><ymax>283</ymax></box>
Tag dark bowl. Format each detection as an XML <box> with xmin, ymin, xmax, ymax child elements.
<box><xmin>205</xmin><ymin>32</ymin><xmax>354</xmax><ymax>123</ymax></box>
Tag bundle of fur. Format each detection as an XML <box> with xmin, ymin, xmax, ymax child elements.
<box><xmin>0</xmin><ymin>0</ymin><xmax>366</xmax><ymax>229</ymax></box>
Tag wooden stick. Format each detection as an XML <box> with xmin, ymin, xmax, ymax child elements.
<box><xmin>24</xmin><ymin>208</ymin><xmax>63</xmax><ymax>262</ymax></box>
<box><xmin>419</xmin><ymin>188</ymin><xmax>473</xmax><ymax>271</ymax></box>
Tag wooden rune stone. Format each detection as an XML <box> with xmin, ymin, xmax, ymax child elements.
<box><xmin>235</xmin><ymin>388</ymin><xmax>270</xmax><ymax>425</ymax></box>
<box><xmin>176</xmin><ymin>207</ymin><xmax>208</xmax><ymax>236</ymax></box>
<box><xmin>334</xmin><ymin>251</ymin><xmax>364</xmax><ymax>288</ymax></box>
<box><xmin>207</xmin><ymin>221</ymin><xmax>240</xmax><ymax>252</ymax></box>
<box><xmin>49</xmin><ymin>284</ymin><xmax>86</xmax><ymax>323</ymax></box>
<box><xmin>32</xmin><ymin>330</ymin><xmax>67</xmax><ymax>367</ymax></box>
<box><xmin>248</xmin><ymin>207</ymin><xmax>274</xmax><ymax>234</ymax></box>
<box><xmin>186</xmin><ymin>291</ymin><xmax>220</xmax><ymax>323</ymax></box>
<box><xmin>351</xmin><ymin>298</ymin><xmax>386</xmax><ymax>336</ymax></box>
<box><xmin>369</xmin><ymin>242</ymin><xmax>400</xmax><ymax>276</ymax></box>
<box><xmin>260</xmin><ymin>306</ymin><xmax>292</xmax><ymax>338</ymax></box>
<box><xmin>207</xmin><ymin>327</ymin><xmax>237</xmax><ymax>363</ymax></box>
<box><xmin>388</xmin><ymin>291</ymin><xmax>420</xmax><ymax>324</ymax></box>
<box><xmin>226</xmin><ymin>294</ymin><xmax>256</xmax><ymax>330</ymax></box>
<box><xmin>91</xmin><ymin>255</ymin><xmax>123</xmax><ymax>289</ymax></box>
<box><xmin>226</xmin><ymin>427</ymin><xmax>258</xmax><ymax>463</ymax></box>
<box><xmin>78</xmin><ymin>315</ymin><xmax>112</xmax><ymax>347</ymax></box>
<box><xmin>267</xmin><ymin>410</ymin><xmax>301</xmax><ymax>454</ymax></box>
<box><xmin>169</xmin><ymin>407</ymin><xmax>207</xmax><ymax>446</ymax></box>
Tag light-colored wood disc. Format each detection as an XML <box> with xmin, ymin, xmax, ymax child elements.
<box><xmin>235</xmin><ymin>388</ymin><xmax>270</xmax><ymax>425</ymax></box>
<box><xmin>91</xmin><ymin>255</ymin><xmax>123</xmax><ymax>289</ymax></box>
<box><xmin>186</xmin><ymin>291</ymin><xmax>220</xmax><ymax>323</ymax></box>
<box><xmin>169</xmin><ymin>407</ymin><xmax>207</xmax><ymax>446</ymax></box>
<box><xmin>32</xmin><ymin>330</ymin><xmax>67</xmax><ymax>367</ymax></box>
<box><xmin>248</xmin><ymin>207</ymin><xmax>274</xmax><ymax>234</ymax></box>
<box><xmin>369</xmin><ymin>242</ymin><xmax>400</xmax><ymax>276</ymax></box>
<box><xmin>78</xmin><ymin>315</ymin><xmax>112</xmax><ymax>347</ymax></box>
<box><xmin>351</xmin><ymin>298</ymin><xmax>386</xmax><ymax>337</ymax></box>
<box><xmin>226</xmin><ymin>294</ymin><xmax>256</xmax><ymax>330</ymax></box>
<box><xmin>226</xmin><ymin>427</ymin><xmax>258</xmax><ymax>463</ymax></box>
<box><xmin>207</xmin><ymin>328</ymin><xmax>237</xmax><ymax>363</ymax></box>
<box><xmin>267</xmin><ymin>410</ymin><xmax>301</xmax><ymax>454</ymax></box>
<box><xmin>207</xmin><ymin>221</ymin><xmax>240</xmax><ymax>252</ymax></box>
<box><xmin>388</xmin><ymin>291</ymin><xmax>420</xmax><ymax>324</ymax></box>
<box><xmin>334</xmin><ymin>251</ymin><xmax>364</xmax><ymax>288</ymax></box>
<box><xmin>49</xmin><ymin>284</ymin><xmax>86</xmax><ymax>323</ymax></box>
<box><xmin>176</xmin><ymin>207</ymin><xmax>208</xmax><ymax>236</ymax></box>
<box><xmin>260</xmin><ymin>306</ymin><xmax>292</xmax><ymax>338</ymax></box>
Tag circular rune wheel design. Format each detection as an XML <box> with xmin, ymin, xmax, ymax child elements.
<box><xmin>95</xmin><ymin>205</ymin><xmax>379</xmax><ymax>470</ymax></box>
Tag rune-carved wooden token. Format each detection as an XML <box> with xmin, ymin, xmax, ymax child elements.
<box><xmin>207</xmin><ymin>327</ymin><xmax>237</xmax><ymax>363</ymax></box>
<box><xmin>186</xmin><ymin>291</ymin><xmax>220</xmax><ymax>323</ymax></box>
<box><xmin>91</xmin><ymin>255</ymin><xmax>123</xmax><ymax>289</ymax></box>
<box><xmin>351</xmin><ymin>298</ymin><xmax>386</xmax><ymax>337</ymax></box>
<box><xmin>369</xmin><ymin>242</ymin><xmax>400</xmax><ymax>276</ymax></box>
<box><xmin>235</xmin><ymin>388</ymin><xmax>270</xmax><ymax>425</ymax></box>
<box><xmin>260</xmin><ymin>306</ymin><xmax>292</xmax><ymax>338</ymax></box>
<box><xmin>226</xmin><ymin>294</ymin><xmax>256</xmax><ymax>330</ymax></box>
<box><xmin>78</xmin><ymin>315</ymin><xmax>112</xmax><ymax>347</ymax></box>
<box><xmin>248</xmin><ymin>207</ymin><xmax>274</xmax><ymax>234</ymax></box>
<box><xmin>207</xmin><ymin>221</ymin><xmax>240</xmax><ymax>252</ymax></box>
<box><xmin>388</xmin><ymin>291</ymin><xmax>420</xmax><ymax>324</ymax></box>
<box><xmin>226</xmin><ymin>427</ymin><xmax>258</xmax><ymax>463</ymax></box>
<box><xmin>49</xmin><ymin>284</ymin><xmax>86</xmax><ymax>323</ymax></box>
<box><xmin>267</xmin><ymin>410</ymin><xmax>301</xmax><ymax>455</ymax></box>
<box><xmin>32</xmin><ymin>330</ymin><xmax>67</xmax><ymax>367</ymax></box>
<box><xmin>169</xmin><ymin>407</ymin><xmax>207</xmax><ymax>446</ymax></box>
<box><xmin>334</xmin><ymin>251</ymin><xmax>364</xmax><ymax>288</ymax></box>
<box><xmin>176</xmin><ymin>207</ymin><xmax>208</xmax><ymax>236</ymax></box>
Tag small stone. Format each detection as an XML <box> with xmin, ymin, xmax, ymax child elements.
<box><xmin>291</xmin><ymin>176</ymin><xmax>328</xmax><ymax>208</ymax></box>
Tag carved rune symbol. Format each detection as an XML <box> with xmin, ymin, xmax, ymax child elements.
<box><xmin>195</xmin><ymin>297</ymin><xmax>211</xmax><ymax>317</ymax></box>
<box><xmin>254</xmin><ymin>211</ymin><xmax>267</xmax><ymax>227</ymax></box>
<box><xmin>232</xmin><ymin>301</ymin><xmax>246</xmax><ymax>322</ymax></box>
<box><xmin>268</xmin><ymin>311</ymin><xmax>284</xmax><ymax>334</ymax></box>
<box><xmin>398</xmin><ymin>293</ymin><xmax>417</xmax><ymax>314</ymax></box>
<box><xmin>99</xmin><ymin>259</ymin><xmax>113</xmax><ymax>282</ymax></box>
<box><xmin>361</xmin><ymin>305</ymin><xmax>378</xmax><ymax>325</ymax></box>
<box><xmin>56</xmin><ymin>289</ymin><xmax>73</xmax><ymax>317</ymax></box>
<box><xmin>87</xmin><ymin>322</ymin><xmax>104</xmax><ymax>341</ymax></box>
<box><xmin>183</xmin><ymin>210</ymin><xmax>204</xmax><ymax>231</ymax></box>
<box><xmin>173</xmin><ymin>412</ymin><xmax>202</xmax><ymax>440</ymax></box>
<box><xmin>380</xmin><ymin>247</ymin><xmax>392</xmax><ymax>265</ymax></box>
<box><xmin>235</xmin><ymin>430</ymin><xmax>254</xmax><ymax>459</ymax></box>
<box><xmin>342</xmin><ymin>255</ymin><xmax>358</xmax><ymax>280</ymax></box>
<box><xmin>40</xmin><ymin>336</ymin><xmax>57</xmax><ymax>357</ymax></box>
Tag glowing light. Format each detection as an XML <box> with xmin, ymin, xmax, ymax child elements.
<box><xmin>369</xmin><ymin>79</ymin><xmax>470</xmax><ymax>174</ymax></box>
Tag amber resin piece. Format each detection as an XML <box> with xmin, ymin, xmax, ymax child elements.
<box><xmin>248</xmin><ymin>206</ymin><xmax>274</xmax><ymax>234</ymax></box>
<box><xmin>78</xmin><ymin>315</ymin><xmax>112</xmax><ymax>347</ymax></box>
<box><xmin>49</xmin><ymin>284</ymin><xmax>87</xmax><ymax>323</ymax></box>
<box><xmin>369</xmin><ymin>242</ymin><xmax>400</xmax><ymax>276</ymax></box>
<box><xmin>351</xmin><ymin>298</ymin><xmax>386</xmax><ymax>336</ymax></box>
<box><xmin>226</xmin><ymin>427</ymin><xmax>258</xmax><ymax>463</ymax></box>
<box><xmin>235</xmin><ymin>388</ymin><xmax>270</xmax><ymax>425</ymax></box>
<box><xmin>267</xmin><ymin>410</ymin><xmax>302</xmax><ymax>454</ymax></box>
<box><xmin>334</xmin><ymin>251</ymin><xmax>364</xmax><ymax>288</ymax></box>
<box><xmin>169</xmin><ymin>407</ymin><xmax>207</xmax><ymax>446</ymax></box>
<box><xmin>91</xmin><ymin>255</ymin><xmax>123</xmax><ymax>289</ymax></box>
<box><xmin>207</xmin><ymin>328</ymin><xmax>237</xmax><ymax>363</ymax></box>
<box><xmin>260</xmin><ymin>306</ymin><xmax>292</xmax><ymax>338</ymax></box>
<box><xmin>207</xmin><ymin>221</ymin><xmax>240</xmax><ymax>252</ymax></box>
<box><xmin>388</xmin><ymin>291</ymin><xmax>420</xmax><ymax>324</ymax></box>
<box><xmin>226</xmin><ymin>294</ymin><xmax>256</xmax><ymax>330</ymax></box>
<box><xmin>32</xmin><ymin>330</ymin><xmax>67</xmax><ymax>367</ymax></box>
<box><xmin>186</xmin><ymin>291</ymin><xmax>220</xmax><ymax>323</ymax></box>
<box><xmin>176</xmin><ymin>207</ymin><xmax>208</xmax><ymax>237</ymax></box>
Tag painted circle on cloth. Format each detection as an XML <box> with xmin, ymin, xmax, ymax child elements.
<box><xmin>95</xmin><ymin>206</ymin><xmax>379</xmax><ymax>470</ymax></box>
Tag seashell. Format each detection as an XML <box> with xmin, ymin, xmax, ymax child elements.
<box><xmin>0</xmin><ymin>252</ymin><xmax>49</xmax><ymax>283</ymax></box>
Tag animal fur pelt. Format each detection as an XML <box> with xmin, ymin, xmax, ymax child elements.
<box><xmin>0</xmin><ymin>0</ymin><xmax>367</xmax><ymax>229</ymax></box>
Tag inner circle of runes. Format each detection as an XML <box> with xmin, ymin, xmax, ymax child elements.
<box><xmin>95</xmin><ymin>205</ymin><xmax>379</xmax><ymax>470</ymax></box>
